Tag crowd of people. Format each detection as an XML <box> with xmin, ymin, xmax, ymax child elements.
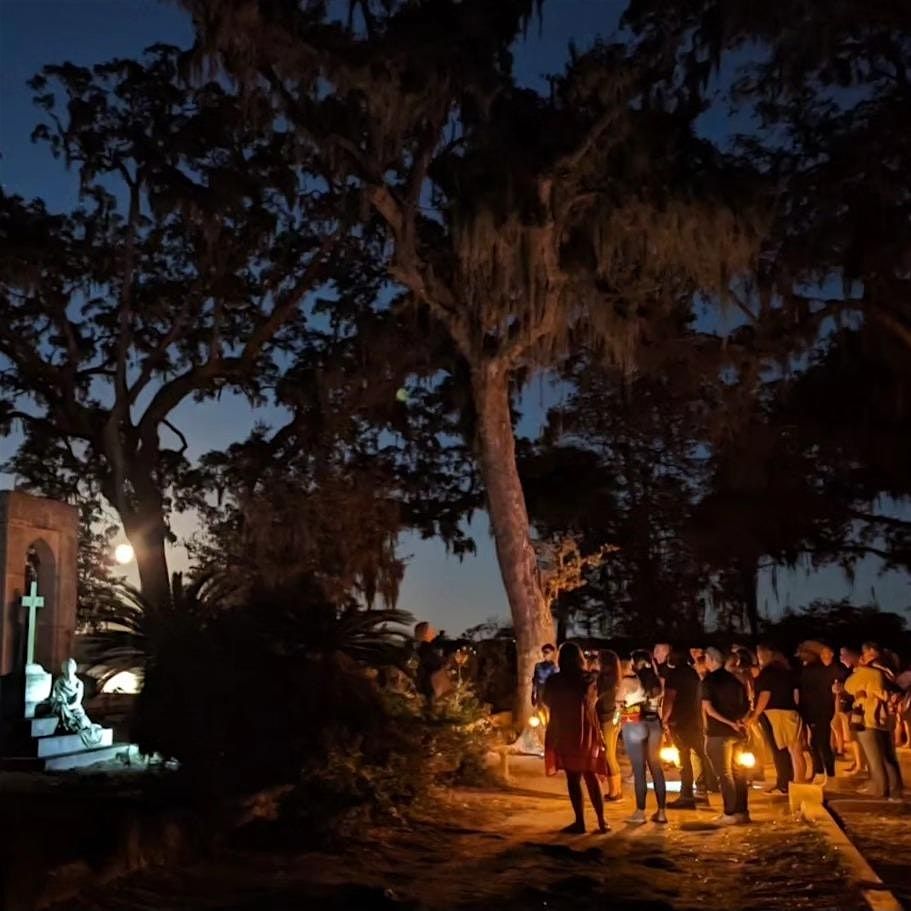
<box><xmin>532</xmin><ymin>639</ymin><xmax>910</xmax><ymax>833</ymax></box>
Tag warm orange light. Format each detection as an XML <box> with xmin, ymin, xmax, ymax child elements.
<box><xmin>529</xmin><ymin>715</ymin><xmax>542</xmax><ymax>728</ymax></box>
<box><xmin>736</xmin><ymin>750</ymin><xmax>757</xmax><ymax>769</ymax></box>
<box><xmin>659</xmin><ymin>745</ymin><xmax>680</xmax><ymax>766</ymax></box>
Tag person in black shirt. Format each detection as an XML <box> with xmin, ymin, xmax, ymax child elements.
<box><xmin>797</xmin><ymin>641</ymin><xmax>839</xmax><ymax>781</ymax></box>
<box><xmin>413</xmin><ymin>621</ymin><xmax>448</xmax><ymax>703</ymax></box>
<box><xmin>663</xmin><ymin>648</ymin><xmax>713</xmax><ymax>808</ymax></box>
<box><xmin>701</xmin><ymin>647</ymin><xmax>751</xmax><ymax>825</ymax></box>
<box><xmin>750</xmin><ymin>644</ymin><xmax>806</xmax><ymax>787</ymax></box>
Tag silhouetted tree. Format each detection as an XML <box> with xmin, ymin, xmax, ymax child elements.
<box><xmin>183</xmin><ymin>0</ymin><xmax>758</xmax><ymax>720</ymax></box>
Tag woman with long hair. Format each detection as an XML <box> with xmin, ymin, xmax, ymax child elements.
<box><xmin>542</xmin><ymin>642</ymin><xmax>609</xmax><ymax>834</ymax></box>
<box><xmin>618</xmin><ymin>649</ymin><xmax>667</xmax><ymax>824</ymax></box>
<box><xmin>597</xmin><ymin>649</ymin><xmax>623</xmax><ymax>801</ymax></box>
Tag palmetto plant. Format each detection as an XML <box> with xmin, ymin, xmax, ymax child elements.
<box><xmin>241</xmin><ymin>575</ymin><xmax>414</xmax><ymax>667</ymax></box>
<box><xmin>77</xmin><ymin>573</ymin><xmax>219</xmax><ymax>685</ymax></box>
<box><xmin>78</xmin><ymin>571</ymin><xmax>414</xmax><ymax>685</ymax></box>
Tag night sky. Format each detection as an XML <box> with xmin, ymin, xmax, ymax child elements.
<box><xmin>1</xmin><ymin>0</ymin><xmax>908</xmax><ymax>634</ymax></box>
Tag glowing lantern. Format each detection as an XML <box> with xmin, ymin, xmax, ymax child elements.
<box><xmin>735</xmin><ymin>750</ymin><xmax>757</xmax><ymax>770</ymax></box>
<box><xmin>114</xmin><ymin>543</ymin><xmax>135</xmax><ymax>565</ymax></box>
<box><xmin>659</xmin><ymin>745</ymin><xmax>680</xmax><ymax>766</ymax></box>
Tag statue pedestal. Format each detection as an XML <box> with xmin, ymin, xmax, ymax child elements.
<box><xmin>24</xmin><ymin>662</ymin><xmax>52</xmax><ymax>719</ymax></box>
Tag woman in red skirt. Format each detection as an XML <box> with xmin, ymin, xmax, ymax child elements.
<box><xmin>543</xmin><ymin>642</ymin><xmax>609</xmax><ymax>833</ymax></box>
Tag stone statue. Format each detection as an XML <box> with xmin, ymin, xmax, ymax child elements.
<box><xmin>49</xmin><ymin>658</ymin><xmax>104</xmax><ymax>747</ymax></box>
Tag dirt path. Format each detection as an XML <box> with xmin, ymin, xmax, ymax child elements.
<box><xmin>55</xmin><ymin>756</ymin><xmax>867</xmax><ymax>911</ymax></box>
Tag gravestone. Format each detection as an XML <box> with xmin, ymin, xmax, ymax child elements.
<box><xmin>0</xmin><ymin>491</ymin><xmax>127</xmax><ymax>769</ymax></box>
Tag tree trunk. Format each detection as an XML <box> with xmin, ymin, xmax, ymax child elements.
<box><xmin>123</xmin><ymin>509</ymin><xmax>172</xmax><ymax>609</ymax></box>
<box><xmin>472</xmin><ymin>361</ymin><xmax>554</xmax><ymax>729</ymax></box>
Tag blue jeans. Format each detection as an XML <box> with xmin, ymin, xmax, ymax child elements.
<box><xmin>622</xmin><ymin>719</ymin><xmax>666</xmax><ymax>810</ymax></box>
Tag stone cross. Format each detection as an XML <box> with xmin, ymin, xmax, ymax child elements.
<box><xmin>22</xmin><ymin>580</ymin><xmax>45</xmax><ymax>666</ymax></box>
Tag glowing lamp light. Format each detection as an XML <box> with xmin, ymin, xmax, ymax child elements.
<box><xmin>114</xmin><ymin>543</ymin><xmax>135</xmax><ymax>565</ymax></box>
<box><xmin>735</xmin><ymin>750</ymin><xmax>757</xmax><ymax>770</ymax></box>
<box><xmin>528</xmin><ymin>714</ymin><xmax>542</xmax><ymax>728</ymax></box>
<box><xmin>659</xmin><ymin>745</ymin><xmax>680</xmax><ymax>766</ymax></box>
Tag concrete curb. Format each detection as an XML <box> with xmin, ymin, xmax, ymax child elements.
<box><xmin>800</xmin><ymin>798</ymin><xmax>903</xmax><ymax>911</ymax></box>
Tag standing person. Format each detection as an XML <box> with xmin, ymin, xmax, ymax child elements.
<box><xmin>532</xmin><ymin>644</ymin><xmax>558</xmax><ymax>707</ymax></box>
<box><xmin>542</xmin><ymin>643</ymin><xmax>609</xmax><ymax>833</ymax></box>
<box><xmin>701</xmin><ymin>647</ymin><xmax>751</xmax><ymax>825</ymax></box>
<box><xmin>751</xmin><ymin>643</ymin><xmax>806</xmax><ymax>789</ymax></box>
<box><xmin>618</xmin><ymin>650</ymin><xmax>667</xmax><ymax>825</ymax></box>
<box><xmin>845</xmin><ymin>645</ymin><xmax>904</xmax><ymax>799</ymax></box>
<box><xmin>653</xmin><ymin>643</ymin><xmax>672</xmax><ymax>681</ymax></box>
<box><xmin>822</xmin><ymin>645</ymin><xmax>849</xmax><ymax>757</ymax></box>
<box><xmin>797</xmin><ymin>641</ymin><xmax>839</xmax><ymax>783</ymax></box>
<box><xmin>413</xmin><ymin>622</ymin><xmax>450</xmax><ymax>704</ymax></box>
<box><xmin>836</xmin><ymin>647</ymin><xmax>867</xmax><ymax>776</ymax></box>
<box><xmin>596</xmin><ymin>649</ymin><xmax>623</xmax><ymax>801</ymax></box>
<box><xmin>663</xmin><ymin>648</ymin><xmax>710</xmax><ymax>809</ymax></box>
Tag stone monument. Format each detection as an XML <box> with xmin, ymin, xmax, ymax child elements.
<box><xmin>0</xmin><ymin>491</ymin><xmax>123</xmax><ymax>769</ymax></box>
<box><xmin>0</xmin><ymin>490</ymin><xmax>79</xmax><ymax>676</ymax></box>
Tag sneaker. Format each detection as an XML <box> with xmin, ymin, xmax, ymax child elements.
<box><xmin>626</xmin><ymin>809</ymin><xmax>647</xmax><ymax>825</ymax></box>
<box><xmin>651</xmin><ymin>809</ymin><xmax>668</xmax><ymax>824</ymax></box>
<box><xmin>735</xmin><ymin>812</ymin><xmax>752</xmax><ymax>825</ymax></box>
<box><xmin>764</xmin><ymin>785</ymin><xmax>788</xmax><ymax>796</ymax></box>
<box><xmin>667</xmin><ymin>796</ymin><xmax>697</xmax><ymax>809</ymax></box>
<box><xmin>713</xmin><ymin>813</ymin><xmax>739</xmax><ymax>826</ymax></box>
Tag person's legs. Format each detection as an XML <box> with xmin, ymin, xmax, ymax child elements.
<box><xmin>693</xmin><ymin>731</ymin><xmax>718</xmax><ymax>793</ymax></box>
<box><xmin>857</xmin><ymin>729</ymin><xmax>887</xmax><ymax>797</ymax></box>
<box><xmin>672</xmin><ymin>727</ymin><xmax>695</xmax><ymax>798</ymax></box>
<box><xmin>564</xmin><ymin>771</ymin><xmax>585</xmax><ymax>832</ymax></box>
<box><xmin>878</xmin><ymin>729</ymin><xmax>904</xmax><ymax>797</ymax></box>
<box><xmin>706</xmin><ymin>736</ymin><xmax>736</xmax><ymax>816</ymax></box>
<box><xmin>733</xmin><ymin>759</ymin><xmax>749</xmax><ymax>817</ymax></box>
<box><xmin>622</xmin><ymin>723</ymin><xmax>648</xmax><ymax>812</ymax></box>
<box><xmin>644</xmin><ymin>719</ymin><xmax>667</xmax><ymax>810</ymax></box>
<box><xmin>602</xmin><ymin>720</ymin><xmax>622</xmax><ymax>799</ymax></box>
<box><xmin>832</xmin><ymin>713</ymin><xmax>846</xmax><ymax>755</ymax></box>
<box><xmin>760</xmin><ymin>713</ymin><xmax>792</xmax><ymax>790</ymax></box>
<box><xmin>810</xmin><ymin>717</ymin><xmax>836</xmax><ymax>777</ymax></box>
<box><xmin>788</xmin><ymin>741</ymin><xmax>808</xmax><ymax>782</ymax></box>
<box><xmin>582</xmin><ymin>771</ymin><xmax>608</xmax><ymax>830</ymax></box>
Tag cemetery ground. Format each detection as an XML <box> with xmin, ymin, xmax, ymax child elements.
<box><xmin>22</xmin><ymin>752</ymin><xmax>911</xmax><ymax>911</ymax></box>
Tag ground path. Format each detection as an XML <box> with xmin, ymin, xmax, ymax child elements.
<box><xmin>52</xmin><ymin>753</ymin><xmax>884</xmax><ymax>911</ymax></box>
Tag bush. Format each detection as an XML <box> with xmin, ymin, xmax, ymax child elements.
<box><xmin>103</xmin><ymin>574</ymin><xmax>495</xmax><ymax>827</ymax></box>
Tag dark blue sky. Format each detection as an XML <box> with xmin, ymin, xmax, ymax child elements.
<box><xmin>1</xmin><ymin>0</ymin><xmax>908</xmax><ymax>633</ymax></box>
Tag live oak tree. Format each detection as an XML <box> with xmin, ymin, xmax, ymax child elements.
<box><xmin>190</xmin><ymin>308</ymin><xmax>480</xmax><ymax>606</ymax></box>
<box><xmin>626</xmin><ymin>1</ymin><xmax>911</xmax><ymax>356</ymax></box>
<box><xmin>183</xmin><ymin>0</ymin><xmax>758</xmax><ymax>720</ymax></box>
<box><xmin>0</xmin><ymin>46</ymin><xmax>350</xmax><ymax>607</ymax></box>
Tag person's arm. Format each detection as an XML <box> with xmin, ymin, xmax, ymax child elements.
<box><xmin>662</xmin><ymin>688</ymin><xmax>677</xmax><ymax>727</ymax></box>
<box><xmin>748</xmin><ymin>689</ymin><xmax>771</xmax><ymax>726</ymax></box>
<box><xmin>702</xmin><ymin>699</ymin><xmax>743</xmax><ymax>732</ymax></box>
